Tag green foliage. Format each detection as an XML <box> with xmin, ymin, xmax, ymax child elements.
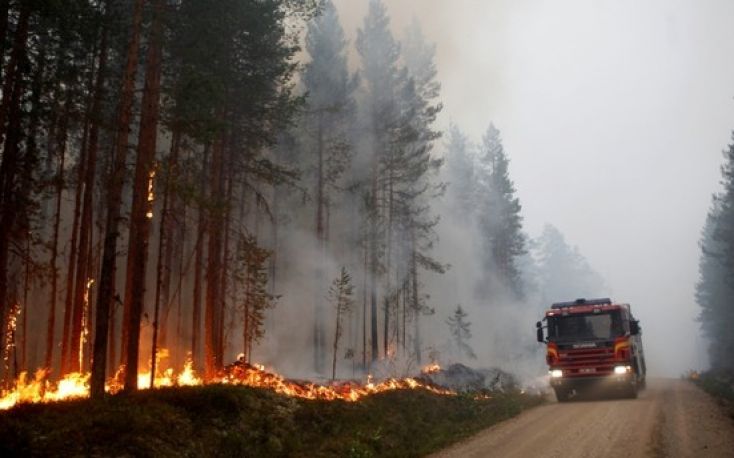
<box><xmin>235</xmin><ymin>234</ymin><xmax>276</xmax><ymax>356</ymax></box>
<box><xmin>329</xmin><ymin>267</ymin><xmax>355</xmax><ymax>332</ymax></box>
<box><xmin>166</xmin><ymin>0</ymin><xmax>301</xmax><ymax>146</ymax></box>
<box><xmin>0</xmin><ymin>384</ymin><xmax>543</xmax><ymax>457</ymax></box>
<box><xmin>329</xmin><ymin>267</ymin><xmax>354</xmax><ymax>379</ymax></box>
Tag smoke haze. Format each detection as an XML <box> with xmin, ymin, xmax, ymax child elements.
<box><xmin>331</xmin><ymin>0</ymin><xmax>734</xmax><ymax>376</ymax></box>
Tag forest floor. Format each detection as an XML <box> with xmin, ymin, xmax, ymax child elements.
<box><xmin>0</xmin><ymin>384</ymin><xmax>542</xmax><ymax>457</ymax></box>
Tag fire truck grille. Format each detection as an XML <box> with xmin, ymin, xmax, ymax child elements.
<box><xmin>557</xmin><ymin>346</ymin><xmax>616</xmax><ymax>377</ymax></box>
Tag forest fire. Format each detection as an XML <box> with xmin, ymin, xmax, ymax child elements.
<box><xmin>0</xmin><ymin>353</ymin><xmax>454</xmax><ymax>410</ymax></box>
<box><xmin>221</xmin><ymin>359</ymin><xmax>454</xmax><ymax>402</ymax></box>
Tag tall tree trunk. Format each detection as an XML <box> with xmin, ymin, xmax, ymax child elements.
<box><xmin>191</xmin><ymin>147</ymin><xmax>209</xmax><ymax>370</ymax></box>
<box><xmin>90</xmin><ymin>0</ymin><xmax>144</xmax><ymax>398</ymax></box>
<box><xmin>0</xmin><ymin>0</ymin><xmax>10</xmax><ymax>77</ymax></box>
<box><xmin>332</xmin><ymin>302</ymin><xmax>342</xmax><ymax>382</ymax></box>
<box><xmin>21</xmin><ymin>236</ymin><xmax>29</xmax><ymax>371</ymax></box>
<box><xmin>126</xmin><ymin>0</ymin><xmax>165</xmax><ymax>392</ymax></box>
<box><xmin>72</xmin><ymin>25</ymin><xmax>107</xmax><ymax>376</ymax></box>
<box><xmin>204</xmin><ymin>136</ymin><xmax>225</xmax><ymax>379</ymax></box>
<box><xmin>369</xmin><ymin>163</ymin><xmax>379</xmax><ymax>364</ymax></box>
<box><xmin>58</xmin><ymin>147</ymin><xmax>84</xmax><ymax>375</ymax></box>
<box><xmin>0</xmin><ymin>3</ymin><xmax>30</xmax><ymax>352</ymax></box>
<box><xmin>362</xmin><ymin>243</ymin><xmax>367</xmax><ymax>369</ymax></box>
<box><xmin>47</xmin><ymin>128</ymin><xmax>66</xmax><ymax>372</ymax></box>
<box><xmin>153</xmin><ymin>129</ymin><xmax>179</xmax><ymax>357</ymax></box>
<box><xmin>218</xmin><ymin>160</ymin><xmax>234</xmax><ymax>365</ymax></box>
<box><xmin>314</xmin><ymin>117</ymin><xmax>326</xmax><ymax>373</ymax></box>
<box><xmin>383</xmin><ymin>169</ymin><xmax>394</xmax><ymax>357</ymax></box>
<box><xmin>0</xmin><ymin>2</ymin><xmax>29</xmax><ymax>146</ymax></box>
<box><xmin>411</xmin><ymin>231</ymin><xmax>421</xmax><ymax>364</ymax></box>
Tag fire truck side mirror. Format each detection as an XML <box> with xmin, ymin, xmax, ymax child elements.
<box><xmin>630</xmin><ymin>320</ymin><xmax>640</xmax><ymax>335</ymax></box>
<box><xmin>536</xmin><ymin>321</ymin><xmax>544</xmax><ymax>342</ymax></box>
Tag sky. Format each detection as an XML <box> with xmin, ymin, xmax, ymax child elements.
<box><xmin>330</xmin><ymin>0</ymin><xmax>734</xmax><ymax>376</ymax></box>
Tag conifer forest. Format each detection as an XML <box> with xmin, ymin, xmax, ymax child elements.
<box><xmin>0</xmin><ymin>0</ymin><xmax>731</xmax><ymax>418</ymax></box>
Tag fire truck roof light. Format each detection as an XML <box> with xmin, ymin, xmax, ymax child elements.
<box><xmin>551</xmin><ymin>298</ymin><xmax>612</xmax><ymax>309</ymax></box>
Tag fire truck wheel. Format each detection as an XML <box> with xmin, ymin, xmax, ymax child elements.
<box><xmin>624</xmin><ymin>383</ymin><xmax>638</xmax><ymax>399</ymax></box>
<box><xmin>554</xmin><ymin>387</ymin><xmax>571</xmax><ymax>402</ymax></box>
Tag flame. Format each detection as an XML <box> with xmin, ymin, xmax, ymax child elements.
<box><xmin>146</xmin><ymin>168</ymin><xmax>155</xmax><ymax>219</ymax></box>
<box><xmin>219</xmin><ymin>362</ymin><xmax>453</xmax><ymax>402</ymax></box>
<box><xmin>0</xmin><ymin>350</ymin><xmax>454</xmax><ymax>410</ymax></box>
<box><xmin>79</xmin><ymin>279</ymin><xmax>94</xmax><ymax>371</ymax></box>
<box><xmin>0</xmin><ymin>370</ymin><xmax>90</xmax><ymax>409</ymax></box>
<box><xmin>421</xmin><ymin>363</ymin><xmax>441</xmax><ymax>374</ymax></box>
<box><xmin>176</xmin><ymin>358</ymin><xmax>202</xmax><ymax>386</ymax></box>
<box><xmin>3</xmin><ymin>303</ymin><xmax>20</xmax><ymax>367</ymax></box>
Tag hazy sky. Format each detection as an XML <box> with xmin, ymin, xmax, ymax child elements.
<box><xmin>331</xmin><ymin>0</ymin><xmax>734</xmax><ymax>376</ymax></box>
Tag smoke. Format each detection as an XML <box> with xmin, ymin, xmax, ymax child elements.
<box><xmin>57</xmin><ymin>0</ymin><xmax>726</xmax><ymax>384</ymax></box>
<box><xmin>322</xmin><ymin>0</ymin><xmax>734</xmax><ymax>379</ymax></box>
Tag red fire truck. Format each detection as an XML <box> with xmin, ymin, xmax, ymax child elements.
<box><xmin>536</xmin><ymin>298</ymin><xmax>646</xmax><ymax>402</ymax></box>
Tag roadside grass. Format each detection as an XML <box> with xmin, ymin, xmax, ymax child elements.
<box><xmin>692</xmin><ymin>370</ymin><xmax>734</xmax><ymax>420</ymax></box>
<box><xmin>0</xmin><ymin>385</ymin><xmax>543</xmax><ymax>457</ymax></box>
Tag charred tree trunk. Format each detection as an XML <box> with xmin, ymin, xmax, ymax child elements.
<box><xmin>90</xmin><ymin>0</ymin><xmax>144</xmax><ymax>398</ymax></box>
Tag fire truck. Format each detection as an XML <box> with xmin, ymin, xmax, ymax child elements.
<box><xmin>536</xmin><ymin>298</ymin><xmax>646</xmax><ymax>402</ymax></box>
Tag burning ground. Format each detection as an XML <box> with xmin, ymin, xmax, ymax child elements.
<box><xmin>0</xmin><ymin>355</ymin><xmax>456</xmax><ymax>410</ymax></box>
<box><xmin>0</xmin><ymin>365</ymin><xmax>542</xmax><ymax>458</ymax></box>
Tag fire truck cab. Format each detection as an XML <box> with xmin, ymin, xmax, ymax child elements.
<box><xmin>536</xmin><ymin>298</ymin><xmax>646</xmax><ymax>402</ymax></box>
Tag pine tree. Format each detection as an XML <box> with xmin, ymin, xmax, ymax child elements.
<box><xmin>446</xmin><ymin>305</ymin><xmax>476</xmax><ymax>360</ymax></box>
<box><xmin>533</xmin><ymin>224</ymin><xmax>606</xmax><ymax>303</ymax></box>
<box><xmin>357</xmin><ymin>0</ymin><xmax>402</xmax><ymax>364</ymax></box>
<box><xmin>697</xmin><ymin>133</ymin><xmax>734</xmax><ymax>371</ymax></box>
<box><xmin>444</xmin><ymin>123</ymin><xmax>476</xmax><ymax>220</ymax></box>
<box><xmin>329</xmin><ymin>267</ymin><xmax>354</xmax><ymax>381</ymax></box>
<box><xmin>476</xmin><ymin>124</ymin><xmax>525</xmax><ymax>299</ymax></box>
<box><xmin>397</xmin><ymin>20</ymin><xmax>445</xmax><ymax>363</ymax></box>
<box><xmin>236</xmin><ymin>234</ymin><xmax>276</xmax><ymax>364</ymax></box>
<box><xmin>92</xmin><ymin>0</ymin><xmax>145</xmax><ymax>394</ymax></box>
<box><xmin>302</xmin><ymin>0</ymin><xmax>358</xmax><ymax>374</ymax></box>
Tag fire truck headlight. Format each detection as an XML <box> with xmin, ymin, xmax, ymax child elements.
<box><xmin>614</xmin><ymin>365</ymin><xmax>631</xmax><ymax>375</ymax></box>
<box><xmin>550</xmin><ymin>369</ymin><xmax>563</xmax><ymax>378</ymax></box>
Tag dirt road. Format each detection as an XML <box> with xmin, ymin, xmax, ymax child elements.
<box><xmin>432</xmin><ymin>378</ymin><xmax>734</xmax><ymax>458</ymax></box>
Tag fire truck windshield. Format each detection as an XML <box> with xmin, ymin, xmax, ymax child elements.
<box><xmin>547</xmin><ymin>310</ymin><xmax>624</xmax><ymax>342</ymax></box>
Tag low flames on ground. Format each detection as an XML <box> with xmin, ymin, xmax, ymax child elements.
<box><xmin>0</xmin><ymin>354</ymin><xmax>453</xmax><ymax>410</ymax></box>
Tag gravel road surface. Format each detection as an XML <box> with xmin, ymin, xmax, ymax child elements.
<box><xmin>432</xmin><ymin>378</ymin><xmax>734</xmax><ymax>458</ymax></box>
